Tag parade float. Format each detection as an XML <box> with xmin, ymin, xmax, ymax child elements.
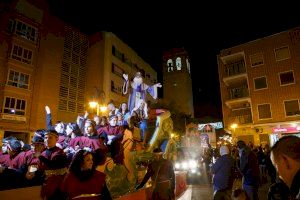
<box><xmin>0</xmin><ymin>108</ymin><xmax>187</xmax><ymax>200</ymax></box>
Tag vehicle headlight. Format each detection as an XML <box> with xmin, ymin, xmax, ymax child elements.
<box><xmin>175</xmin><ymin>162</ymin><xmax>181</xmax><ymax>169</ymax></box>
<box><xmin>189</xmin><ymin>159</ymin><xmax>197</xmax><ymax>169</ymax></box>
<box><xmin>182</xmin><ymin>162</ymin><xmax>188</xmax><ymax>170</ymax></box>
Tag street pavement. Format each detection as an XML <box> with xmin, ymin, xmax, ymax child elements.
<box><xmin>177</xmin><ymin>171</ymin><xmax>271</xmax><ymax>200</ymax></box>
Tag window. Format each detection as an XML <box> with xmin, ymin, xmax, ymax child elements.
<box><xmin>250</xmin><ymin>53</ymin><xmax>264</xmax><ymax>67</ymax></box>
<box><xmin>112</xmin><ymin>63</ymin><xmax>124</xmax><ymax>77</ymax></box>
<box><xmin>167</xmin><ymin>59</ymin><xmax>173</xmax><ymax>72</ymax></box>
<box><xmin>254</xmin><ymin>76</ymin><xmax>267</xmax><ymax>90</ymax></box>
<box><xmin>7</xmin><ymin>70</ymin><xmax>29</xmax><ymax>89</ymax></box>
<box><xmin>258</xmin><ymin>104</ymin><xmax>272</xmax><ymax>119</ymax></box>
<box><xmin>11</xmin><ymin>44</ymin><xmax>33</xmax><ymax>64</ymax></box>
<box><xmin>274</xmin><ymin>46</ymin><xmax>290</xmax><ymax>61</ymax></box>
<box><xmin>4</xmin><ymin>97</ymin><xmax>26</xmax><ymax>115</ymax></box>
<box><xmin>8</xmin><ymin>19</ymin><xmax>38</xmax><ymax>42</ymax></box>
<box><xmin>284</xmin><ymin>100</ymin><xmax>300</xmax><ymax>116</ymax></box>
<box><xmin>279</xmin><ymin>71</ymin><xmax>295</xmax><ymax>86</ymax></box>
<box><xmin>186</xmin><ymin>58</ymin><xmax>190</xmax><ymax>74</ymax></box>
<box><xmin>176</xmin><ymin>57</ymin><xmax>182</xmax><ymax>70</ymax></box>
<box><xmin>111</xmin><ymin>81</ymin><xmax>122</xmax><ymax>94</ymax></box>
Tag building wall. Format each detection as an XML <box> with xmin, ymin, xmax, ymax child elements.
<box><xmin>87</xmin><ymin>32</ymin><xmax>158</xmax><ymax>115</ymax></box>
<box><xmin>218</xmin><ymin>27</ymin><xmax>300</xmax><ymax>146</ymax></box>
<box><xmin>0</xmin><ymin>0</ymin><xmax>158</xmax><ymax>144</ymax></box>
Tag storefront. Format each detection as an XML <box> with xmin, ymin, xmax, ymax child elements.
<box><xmin>270</xmin><ymin>127</ymin><xmax>300</xmax><ymax>146</ymax></box>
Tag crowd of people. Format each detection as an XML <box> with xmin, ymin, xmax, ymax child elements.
<box><xmin>210</xmin><ymin>137</ymin><xmax>300</xmax><ymax>200</ymax></box>
<box><xmin>0</xmin><ymin>99</ymin><xmax>152</xmax><ymax>200</ymax></box>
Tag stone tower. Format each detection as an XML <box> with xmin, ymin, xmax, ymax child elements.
<box><xmin>162</xmin><ymin>48</ymin><xmax>194</xmax><ymax>117</ymax></box>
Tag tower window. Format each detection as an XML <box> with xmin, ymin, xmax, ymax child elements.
<box><xmin>167</xmin><ymin>59</ymin><xmax>173</xmax><ymax>72</ymax></box>
<box><xmin>176</xmin><ymin>57</ymin><xmax>182</xmax><ymax>70</ymax></box>
<box><xmin>186</xmin><ymin>58</ymin><xmax>190</xmax><ymax>74</ymax></box>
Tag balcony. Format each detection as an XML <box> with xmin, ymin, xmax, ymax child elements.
<box><xmin>228</xmin><ymin>107</ymin><xmax>253</xmax><ymax>125</ymax></box>
<box><xmin>225</xmin><ymin>86</ymin><xmax>250</xmax><ymax>108</ymax></box>
<box><xmin>223</xmin><ymin>60</ymin><xmax>247</xmax><ymax>85</ymax></box>
<box><xmin>229</xmin><ymin>114</ymin><xmax>253</xmax><ymax>125</ymax></box>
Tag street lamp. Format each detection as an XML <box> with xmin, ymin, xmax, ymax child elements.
<box><xmin>89</xmin><ymin>101</ymin><xmax>108</xmax><ymax>116</ymax></box>
<box><xmin>89</xmin><ymin>101</ymin><xmax>99</xmax><ymax>116</ymax></box>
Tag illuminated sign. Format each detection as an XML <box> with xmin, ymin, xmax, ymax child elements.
<box><xmin>272</xmin><ymin>127</ymin><xmax>300</xmax><ymax>133</ymax></box>
<box><xmin>198</xmin><ymin>122</ymin><xmax>223</xmax><ymax>130</ymax></box>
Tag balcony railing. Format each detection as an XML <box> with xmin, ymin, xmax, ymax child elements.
<box><xmin>229</xmin><ymin>114</ymin><xmax>253</xmax><ymax>124</ymax></box>
<box><xmin>225</xmin><ymin>60</ymin><xmax>246</xmax><ymax>77</ymax></box>
<box><xmin>228</xmin><ymin>87</ymin><xmax>249</xmax><ymax>99</ymax></box>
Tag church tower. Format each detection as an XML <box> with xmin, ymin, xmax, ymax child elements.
<box><xmin>162</xmin><ymin>48</ymin><xmax>194</xmax><ymax>117</ymax></box>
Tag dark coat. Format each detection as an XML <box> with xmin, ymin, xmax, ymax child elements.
<box><xmin>211</xmin><ymin>154</ymin><xmax>235</xmax><ymax>191</ymax></box>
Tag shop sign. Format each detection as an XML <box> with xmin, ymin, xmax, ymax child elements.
<box><xmin>272</xmin><ymin>127</ymin><xmax>300</xmax><ymax>133</ymax></box>
<box><xmin>2</xmin><ymin>114</ymin><xmax>26</xmax><ymax>122</ymax></box>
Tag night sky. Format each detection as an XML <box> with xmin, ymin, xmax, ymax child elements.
<box><xmin>48</xmin><ymin>1</ymin><xmax>300</xmax><ymax>119</ymax></box>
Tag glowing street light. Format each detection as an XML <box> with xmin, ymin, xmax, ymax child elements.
<box><xmin>100</xmin><ymin>105</ymin><xmax>107</xmax><ymax>112</ymax></box>
<box><xmin>89</xmin><ymin>101</ymin><xmax>99</xmax><ymax>115</ymax></box>
<box><xmin>230</xmin><ymin>123</ymin><xmax>238</xmax><ymax>129</ymax></box>
<box><xmin>89</xmin><ymin>101</ymin><xmax>98</xmax><ymax>109</ymax></box>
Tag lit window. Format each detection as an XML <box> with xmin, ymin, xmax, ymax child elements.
<box><xmin>3</xmin><ymin>97</ymin><xmax>26</xmax><ymax>115</ymax></box>
<box><xmin>176</xmin><ymin>57</ymin><xmax>182</xmax><ymax>70</ymax></box>
<box><xmin>167</xmin><ymin>59</ymin><xmax>173</xmax><ymax>72</ymax></box>
<box><xmin>186</xmin><ymin>59</ymin><xmax>190</xmax><ymax>74</ymax></box>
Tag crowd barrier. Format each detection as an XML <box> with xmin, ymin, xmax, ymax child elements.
<box><xmin>0</xmin><ymin>171</ymin><xmax>188</xmax><ymax>200</ymax></box>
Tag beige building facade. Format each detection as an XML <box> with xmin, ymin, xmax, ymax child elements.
<box><xmin>218</xmin><ymin>27</ymin><xmax>300</xmax><ymax>146</ymax></box>
<box><xmin>0</xmin><ymin>0</ymin><xmax>157</xmax><ymax>144</ymax></box>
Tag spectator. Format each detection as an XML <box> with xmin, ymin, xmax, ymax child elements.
<box><xmin>270</xmin><ymin>135</ymin><xmax>300</xmax><ymax>199</ymax></box>
<box><xmin>61</xmin><ymin>150</ymin><xmax>112</xmax><ymax>200</ymax></box>
<box><xmin>211</xmin><ymin>145</ymin><xmax>235</xmax><ymax>200</ymax></box>
<box><xmin>237</xmin><ymin>140</ymin><xmax>260</xmax><ymax>200</ymax></box>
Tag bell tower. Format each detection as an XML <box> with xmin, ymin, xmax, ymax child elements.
<box><xmin>162</xmin><ymin>48</ymin><xmax>194</xmax><ymax>117</ymax></box>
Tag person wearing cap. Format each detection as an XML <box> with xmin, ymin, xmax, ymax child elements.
<box><xmin>0</xmin><ymin>139</ymin><xmax>24</xmax><ymax>190</ymax></box>
<box><xmin>136</xmin><ymin>147</ymin><xmax>175</xmax><ymax>200</ymax></box>
<box><xmin>39</xmin><ymin>130</ymin><xmax>68</xmax><ymax>200</ymax></box>
<box><xmin>211</xmin><ymin>145</ymin><xmax>235</xmax><ymax>200</ymax></box>
<box><xmin>122</xmin><ymin>71</ymin><xmax>162</xmax><ymax>113</ymax></box>
<box><xmin>19</xmin><ymin>135</ymin><xmax>45</xmax><ymax>186</ymax></box>
<box><xmin>270</xmin><ymin>135</ymin><xmax>300</xmax><ymax>199</ymax></box>
<box><xmin>237</xmin><ymin>140</ymin><xmax>260</xmax><ymax>200</ymax></box>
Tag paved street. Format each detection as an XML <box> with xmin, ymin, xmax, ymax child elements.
<box><xmin>177</xmin><ymin>170</ymin><xmax>271</xmax><ymax>200</ymax></box>
<box><xmin>177</xmin><ymin>185</ymin><xmax>213</xmax><ymax>200</ymax></box>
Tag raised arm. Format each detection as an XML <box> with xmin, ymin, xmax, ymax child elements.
<box><xmin>122</xmin><ymin>74</ymin><xmax>129</xmax><ymax>94</ymax></box>
<box><xmin>45</xmin><ymin>106</ymin><xmax>52</xmax><ymax>131</ymax></box>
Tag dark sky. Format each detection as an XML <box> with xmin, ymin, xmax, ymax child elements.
<box><xmin>48</xmin><ymin>1</ymin><xmax>300</xmax><ymax>118</ymax></box>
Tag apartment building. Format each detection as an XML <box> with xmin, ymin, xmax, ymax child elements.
<box><xmin>217</xmin><ymin>27</ymin><xmax>300</xmax><ymax>146</ymax></box>
<box><xmin>0</xmin><ymin>0</ymin><xmax>157</xmax><ymax>144</ymax></box>
<box><xmin>86</xmin><ymin>32</ymin><xmax>158</xmax><ymax>114</ymax></box>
